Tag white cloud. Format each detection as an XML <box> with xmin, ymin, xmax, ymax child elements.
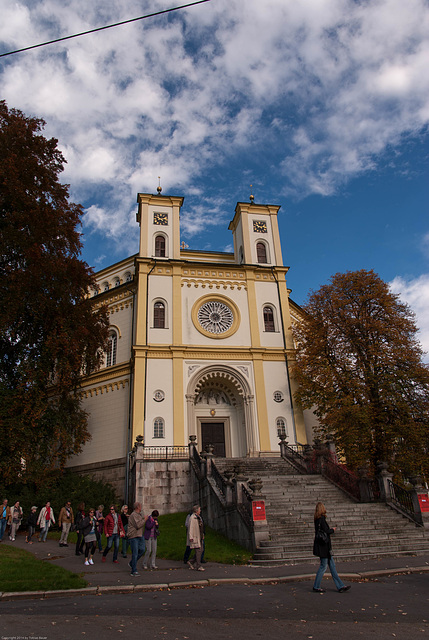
<box><xmin>390</xmin><ymin>274</ymin><xmax>429</xmax><ymax>362</ymax></box>
<box><xmin>1</xmin><ymin>0</ymin><xmax>428</xmax><ymax>250</ymax></box>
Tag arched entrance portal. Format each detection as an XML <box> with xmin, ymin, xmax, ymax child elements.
<box><xmin>186</xmin><ymin>366</ymin><xmax>258</xmax><ymax>458</ymax></box>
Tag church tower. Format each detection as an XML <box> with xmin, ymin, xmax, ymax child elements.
<box><xmin>228</xmin><ymin>200</ymin><xmax>283</xmax><ymax>267</ymax></box>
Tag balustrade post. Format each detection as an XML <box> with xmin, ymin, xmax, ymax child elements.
<box><xmin>224</xmin><ymin>471</ymin><xmax>234</xmax><ymax>505</ymax></box>
<box><xmin>357</xmin><ymin>465</ymin><xmax>373</xmax><ymax>502</ymax></box>
<box><xmin>409</xmin><ymin>476</ymin><xmax>429</xmax><ymax>528</ymax></box>
<box><xmin>278</xmin><ymin>433</ymin><xmax>288</xmax><ymax>458</ymax></box>
<box><xmin>188</xmin><ymin>435</ymin><xmax>197</xmax><ymax>459</ymax></box>
<box><xmin>376</xmin><ymin>461</ymin><xmax>393</xmax><ymax>502</ymax></box>
<box><xmin>312</xmin><ymin>439</ymin><xmax>326</xmax><ymax>474</ymax></box>
<box><xmin>202</xmin><ymin>444</ymin><xmax>214</xmax><ymax>476</ymax></box>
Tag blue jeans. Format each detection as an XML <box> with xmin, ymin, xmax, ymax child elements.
<box><xmin>0</xmin><ymin>518</ymin><xmax>7</xmax><ymax>541</ymax></box>
<box><xmin>103</xmin><ymin>533</ymin><xmax>120</xmax><ymax>561</ymax></box>
<box><xmin>129</xmin><ymin>536</ymin><xmax>145</xmax><ymax>573</ymax></box>
<box><xmin>313</xmin><ymin>556</ymin><xmax>345</xmax><ymax>590</ymax></box>
<box><xmin>39</xmin><ymin>525</ymin><xmax>49</xmax><ymax>541</ymax></box>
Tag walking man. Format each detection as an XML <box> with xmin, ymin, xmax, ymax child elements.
<box><xmin>58</xmin><ymin>500</ymin><xmax>74</xmax><ymax>547</ymax></box>
<box><xmin>102</xmin><ymin>505</ymin><xmax>125</xmax><ymax>563</ymax></box>
<box><xmin>127</xmin><ymin>502</ymin><xmax>147</xmax><ymax>576</ymax></box>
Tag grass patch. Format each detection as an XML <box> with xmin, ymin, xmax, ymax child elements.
<box><xmin>0</xmin><ymin>545</ymin><xmax>87</xmax><ymax>593</ymax></box>
<box><xmin>157</xmin><ymin>512</ymin><xmax>252</xmax><ymax>565</ymax></box>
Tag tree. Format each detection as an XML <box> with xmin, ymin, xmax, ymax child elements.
<box><xmin>292</xmin><ymin>269</ymin><xmax>429</xmax><ymax>479</ymax></box>
<box><xmin>0</xmin><ymin>101</ymin><xmax>109</xmax><ymax>485</ymax></box>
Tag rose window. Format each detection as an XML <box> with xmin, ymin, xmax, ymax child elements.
<box><xmin>197</xmin><ymin>301</ymin><xmax>234</xmax><ymax>334</ymax></box>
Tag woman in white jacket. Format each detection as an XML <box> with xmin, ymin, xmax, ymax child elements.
<box><xmin>186</xmin><ymin>505</ymin><xmax>204</xmax><ymax>571</ymax></box>
<box><xmin>37</xmin><ymin>501</ymin><xmax>55</xmax><ymax>542</ymax></box>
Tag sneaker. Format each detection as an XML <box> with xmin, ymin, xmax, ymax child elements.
<box><xmin>89</xmin><ymin>559</ymin><xmax>94</xmax><ymax>565</ymax></box>
<box><xmin>131</xmin><ymin>572</ymin><xmax>140</xmax><ymax>576</ymax></box>
<box><xmin>101</xmin><ymin>557</ymin><xmax>106</xmax><ymax>563</ymax></box>
<box><xmin>197</xmin><ymin>567</ymin><xmax>205</xmax><ymax>571</ymax></box>
<box><xmin>187</xmin><ymin>561</ymin><xmax>195</xmax><ymax>570</ymax></box>
<box><xmin>339</xmin><ymin>585</ymin><xmax>351</xmax><ymax>593</ymax></box>
<box><xmin>143</xmin><ymin>565</ymin><xmax>148</xmax><ymax>570</ymax></box>
<box><xmin>84</xmin><ymin>560</ymin><xmax>90</xmax><ymax>566</ymax></box>
<box><xmin>63</xmin><ymin>544</ymin><xmax>69</xmax><ymax>547</ymax></box>
<box><xmin>151</xmin><ymin>565</ymin><xmax>158</xmax><ymax>570</ymax></box>
<box><xmin>113</xmin><ymin>560</ymin><xmax>119</xmax><ymax>564</ymax></box>
<box><xmin>312</xmin><ymin>588</ymin><xmax>325</xmax><ymax>593</ymax></box>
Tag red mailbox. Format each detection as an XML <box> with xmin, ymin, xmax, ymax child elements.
<box><xmin>418</xmin><ymin>493</ymin><xmax>429</xmax><ymax>513</ymax></box>
<box><xmin>252</xmin><ymin>500</ymin><xmax>266</xmax><ymax>521</ymax></box>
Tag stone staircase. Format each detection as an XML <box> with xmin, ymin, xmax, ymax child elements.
<box><xmin>214</xmin><ymin>457</ymin><xmax>429</xmax><ymax>566</ymax></box>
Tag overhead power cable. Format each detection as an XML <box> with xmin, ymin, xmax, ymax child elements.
<box><xmin>0</xmin><ymin>0</ymin><xmax>211</xmax><ymax>58</ymax></box>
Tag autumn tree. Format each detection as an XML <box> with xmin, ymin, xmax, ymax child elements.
<box><xmin>293</xmin><ymin>269</ymin><xmax>429</xmax><ymax>479</ymax></box>
<box><xmin>0</xmin><ymin>101</ymin><xmax>109</xmax><ymax>485</ymax></box>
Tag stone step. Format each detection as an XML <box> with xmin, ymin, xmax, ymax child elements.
<box><xmin>211</xmin><ymin>457</ymin><xmax>429</xmax><ymax>565</ymax></box>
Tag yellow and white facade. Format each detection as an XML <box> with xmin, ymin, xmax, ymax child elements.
<box><xmin>67</xmin><ymin>192</ymin><xmax>313</xmax><ymax>492</ymax></box>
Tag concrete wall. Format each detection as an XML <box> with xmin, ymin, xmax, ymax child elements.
<box><xmin>134</xmin><ymin>460</ymin><xmax>193</xmax><ymax>515</ymax></box>
<box><xmin>66</xmin><ymin>457</ymin><xmax>126</xmax><ymax>501</ymax></box>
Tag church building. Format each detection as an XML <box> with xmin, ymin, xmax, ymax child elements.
<box><xmin>67</xmin><ymin>191</ymin><xmax>315</xmax><ymax>498</ymax></box>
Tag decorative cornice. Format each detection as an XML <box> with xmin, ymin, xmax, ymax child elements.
<box><xmin>182</xmin><ymin>279</ymin><xmax>246</xmax><ymax>290</ymax></box>
<box><xmin>93</xmin><ymin>290</ymin><xmax>134</xmax><ymax>310</ymax></box>
<box><xmin>133</xmin><ymin>345</ymin><xmax>292</xmax><ymax>361</ymax></box>
<box><xmin>80</xmin><ymin>379</ymin><xmax>129</xmax><ymax>399</ymax></box>
<box><xmin>79</xmin><ymin>363</ymin><xmax>131</xmax><ymax>387</ymax></box>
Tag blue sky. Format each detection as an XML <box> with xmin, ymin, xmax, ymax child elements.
<box><xmin>1</xmin><ymin>0</ymin><xmax>428</xmax><ymax>354</ymax></box>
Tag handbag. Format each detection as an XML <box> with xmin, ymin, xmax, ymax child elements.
<box><xmin>315</xmin><ymin>526</ymin><xmax>329</xmax><ymax>544</ymax></box>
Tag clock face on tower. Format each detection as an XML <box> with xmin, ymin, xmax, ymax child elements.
<box><xmin>253</xmin><ymin>220</ymin><xmax>267</xmax><ymax>233</ymax></box>
<box><xmin>154</xmin><ymin>212</ymin><xmax>168</xmax><ymax>225</ymax></box>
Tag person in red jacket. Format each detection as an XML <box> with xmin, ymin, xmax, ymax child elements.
<box><xmin>101</xmin><ymin>505</ymin><xmax>125</xmax><ymax>563</ymax></box>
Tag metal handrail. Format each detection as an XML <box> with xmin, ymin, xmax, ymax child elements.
<box><xmin>138</xmin><ymin>446</ymin><xmax>188</xmax><ymax>460</ymax></box>
<box><xmin>322</xmin><ymin>456</ymin><xmax>361</xmax><ymax>501</ymax></box>
<box><xmin>211</xmin><ymin>461</ymin><xmax>226</xmax><ymax>498</ymax></box>
<box><xmin>238</xmin><ymin>484</ymin><xmax>253</xmax><ymax>528</ymax></box>
<box><xmin>388</xmin><ymin>479</ymin><xmax>420</xmax><ymax>524</ymax></box>
<box><xmin>281</xmin><ymin>444</ymin><xmax>310</xmax><ymax>474</ymax></box>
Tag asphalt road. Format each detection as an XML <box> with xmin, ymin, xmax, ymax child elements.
<box><xmin>1</xmin><ymin>573</ymin><xmax>428</xmax><ymax>640</ymax></box>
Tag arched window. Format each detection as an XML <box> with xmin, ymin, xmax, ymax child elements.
<box><xmin>263</xmin><ymin>306</ymin><xmax>275</xmax><ymax>332</ymax></box>
<box><xmin>155</xmin><ymin>235</ymin><xmax>166</xmax><ymax>257</ymax></box>
<box><xmin>125</xmin><ymin>272</ymin><xmax>132</xmax><ymax>282</ymax></box>
<box><xmin>154</xmin><ymin>417</ymin><xmax>165</xmax><ymax>438</ymax></box>
<box><xmin>276</xmin><ymin>418</ymin><xmax>287</xmax><ymax>438</ymax></box>
<box><xmin>114</xmin><ymin>278</ymin><xmax>121</xmax><ymax>287</ymax></box>
<box><xmin>154</xmin><ymin>301</ymin><xmax>166</xmax><ymax>328</ymax></box>
<box><xmin>106</xmin><ymin>331</ymin><xmax>117</xmax><ymax>367</ymax></box>
<box><xmin>256</xmin><ymin>241</ymin><xmax>268</xmax><ymax>264</ymax></box>
<box><xmin>102</xmin><ymin>281</ymin><xmax>110</xmax><ymax>292</ymax></box>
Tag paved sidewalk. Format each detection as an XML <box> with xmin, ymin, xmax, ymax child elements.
<box><xmin>1</xmin><ymin>532</ymin><xmax>429</xmax><ymax>600</ymax></box>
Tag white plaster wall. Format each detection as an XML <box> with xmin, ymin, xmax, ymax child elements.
<box><xmin>141</xmin><ymin>204</ymin><xmax>172</xmax><ymax>257</ymax></box>
<box><xmin>144</xmin><ymin>358</ymin><xmax>174</xmax><ymax>445</ymax></box>
<box><xmin>255</xmin><ymin>280</ymin><xmax>285</xmax><ymax>349</ymax></box>
<box><xmin>248</xmin><ymin>214</ymin><xmax>275</xmax><ymax>265</ymax></box>
<box><xmin>182</xmin><ymin>287</ymin><xmax>251</xmax><ymax>347</ymax></box>
<box><xmin>263</xmin><ymin>360</ymin><xmax>295</xmax><ymax>450</ymax></box>
<box><xmin>148</xmin><ymin>274</ymin><xmax>173</xmax><ymax>343</ymax></box>
<box><xmin>68</xmin><ymin>381</ymin><xmax>130</xmax><ymax>466</ymax></box>
<box><xmin>108</xmin><ymin>303</ymin><xmax>133</xmax><ymax>364</ymax></box>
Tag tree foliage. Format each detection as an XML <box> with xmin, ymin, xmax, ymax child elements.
<box><xmin>0</xmin><ymin>471</ymin><xmax>119</xmax><ymax>521</ymax></box>
<box><xmin>0</xmin><ymin>101</ymin><xmax>109</xmax><ymax>485</ymax></box>
<box><xmin>293</xmin><ymin>269</ymin><xmax>429</xmax><ymax>478</ymax></box>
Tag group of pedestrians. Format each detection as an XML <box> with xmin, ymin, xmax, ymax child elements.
<box><xmin>2</xmin><ymin>493</ymin><xmax>351</xmax><ymax>592</ymax></box>
<box><xmin>0</xmin><ymin>498</ymin><xmax>56</xmax><ymax>543</ymax></box>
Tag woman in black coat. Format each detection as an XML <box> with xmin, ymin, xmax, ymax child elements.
<box><xmin>312</xmin><ymin>501</ymin><xmax>351</xmax><ymax>593</ymax></box>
